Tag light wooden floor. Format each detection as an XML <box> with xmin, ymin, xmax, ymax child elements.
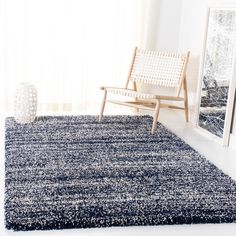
<box><xmin>1</xmin><ymin>109</ymin><xmax>236</xmax><ymax>236</ymax></box>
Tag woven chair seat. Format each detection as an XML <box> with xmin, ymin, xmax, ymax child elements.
<box><xmin>105</xmin><ymin>87</ymin><xmax>156</xmax><ymax>99</ymax></box>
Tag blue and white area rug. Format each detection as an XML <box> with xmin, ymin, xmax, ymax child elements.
<box><xmin>5</xmin><ymin>116</ymin><xmax>236</xmax><ymax>231</ymax></box>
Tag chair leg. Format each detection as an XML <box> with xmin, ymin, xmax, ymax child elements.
<box><xmin>133</xmin><ymin>82</ymin><xmax>139</xmax><ymax>113</ymax></box>
<box><xmin>134</xmin><ymin>98</ymin><xmax>139</xmax><ymax>113</ymax></box>
<box><xmin>183</xmin><ymin>77</ymin><xmax>189</xmax><ymax>122</ymax></box>
<box><xmin>184</xmin><ymin>98</ymin><xmax>189</xmax><ymax>122</ymax></box>
<box><xmin>151</xmin><ymin>99</ymin><xmax>160</xmax><ymax>134</ymax></box>
<box><xmin>99</xmin><ymin>90</ymin><xmax>107</xmax><ymax>122</ymax></box>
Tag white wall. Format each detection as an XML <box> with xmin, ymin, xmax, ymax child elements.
<box><xmin>139</xmin><ymin>0</ymin><xmax>161</xmax><ymax>50</ymax></box>
<box><xmin>156</xmin><ymin>0</ymin><xmax>182</xmax><ymax>51</ymax></box>
<box><xmin>0</xmin><ymin>0</ymin><xmax>5</xmax><ymax>115</ymax></box>
<box><xmin>137</xmin><ymin>0</ymin><xmax>182</xmax><ymax>51</ymax></box>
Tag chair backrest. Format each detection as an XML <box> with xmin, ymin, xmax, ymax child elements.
<box><xmin>129</xmin><ymin>48</ymin><xmax>190</xmax><ymax>94</ymax></box>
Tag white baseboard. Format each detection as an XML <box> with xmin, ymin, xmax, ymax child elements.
<box><xmin>229</xmin><ymin>134</ymin><xmax>236</xmax><ymax>150</ymax></box>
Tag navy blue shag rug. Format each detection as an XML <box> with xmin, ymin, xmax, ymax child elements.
<box><xmin>5</xmin><ymin>115</ymin><xmax>236</xmax><ymax>231</ymax></box>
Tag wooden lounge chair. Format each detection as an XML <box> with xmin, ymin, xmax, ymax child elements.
<box><xmin>99</xmin><ymin>47</ymin><xmax>190</xmax><ymax>134</ymax></box>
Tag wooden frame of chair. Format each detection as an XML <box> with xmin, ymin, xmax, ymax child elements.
<box><xmin>99</xmin><ymin>47</ymin><xmax>190</xmax><ymax>134</ymax></box>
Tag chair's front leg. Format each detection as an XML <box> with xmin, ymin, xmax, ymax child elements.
<box><xmin>183</xmin><ymin>77</ymin><xmax>189</xmax><ymax>122</ymax></box>
<box><xmin>151</xmin><ymin>99</ymin><xmax>160</xmax><ymax>134</ymax></box>
<box><xmin>99</xmin><ymin>90</ymin><xmax>107</xmax><ymax>122</ymax></box>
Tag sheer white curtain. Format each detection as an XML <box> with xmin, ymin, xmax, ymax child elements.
<box><xmin>2</xmin><ymin>0</ymin><xmax>156</xmax><ymax>115</ymax></box>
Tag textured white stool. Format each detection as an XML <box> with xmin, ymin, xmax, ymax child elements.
<box><xmin>14</xmin><ymin>83</ymin><xmax>37</xmax><ymax>124</ymax></box>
